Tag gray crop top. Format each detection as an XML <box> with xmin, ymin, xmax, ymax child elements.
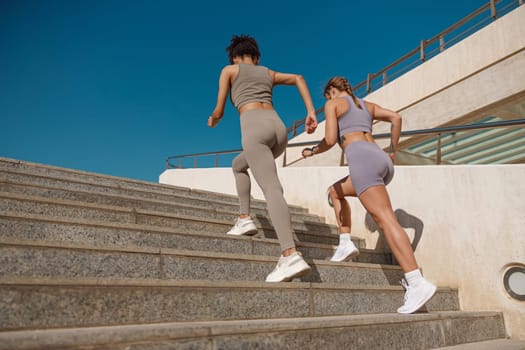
<box><xmin>230</xmin><ymin>63</ymin><xmax>273</xmax><ymax>109</ymax></box>
<box><xmin>337</xmin><ymin>96</ymin><xmax>372</xmax><ymax>139</ymax></box>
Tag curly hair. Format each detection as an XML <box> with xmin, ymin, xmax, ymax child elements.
<box><xmin>324</xmin><ymin>76</ymin><xmax>362</xmax><ymax>109</ymax></box>
<box><xmin>226</xmin><ymin>35</ymin><xmax>261</xmax><ymax>64</ymax></box>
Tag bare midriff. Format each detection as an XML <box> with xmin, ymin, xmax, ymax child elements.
<box><xmin>238</xmin><ymin>102</ymin><xmax>274</xmax><ymax>115</ymax></box>
<box><xmin>340</xmin><ymin>131</ymin><xmax>374</xmax><ymax>149</ymax></box>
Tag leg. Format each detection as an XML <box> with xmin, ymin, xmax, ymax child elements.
<box><xmin>328</xmin><ymin>176</ymin><xmax>360</xmax><ymax>262</ymax></box>
<box><xmin>359</xmin><ymin>185</ymin><xmax>436</xmax><ymax>314</ymax></box>
<box><xmin>358</xmin><ymin>185</ymin><xmax>418</xmax><ymax>272</ymax></box>
<box><xmin>226</xmin><ymin>152</ymin><xmax>258</xmax><ymax>236</ymax></box>
<box><xmin>243</xmin><ymin>142</ymin><xmax>295</xmax><ymax>253</ymax></box>
<box><xmin>232</xmin><ymin>152</ymin><xmax>251</xmax><ymax>216</ymax></box>
<box><xmin>328</xmin><ymin>176</ymin><xmax>356</xmax><ymax>234</ymax></box>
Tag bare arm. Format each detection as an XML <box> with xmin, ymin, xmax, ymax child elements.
<box><xmin>302</xmin><ymin>99</ymin><xmax>338</xmax><ymax>157</ymax></box>
<box><xmin>208</xmin><ymin>66</ymin><xmax>235</xmax><ymax>128</ymax></box>
<box><xmin>271</xmin><ymin>71</ymin><xmax>318</xmax><ymax>133</ymax></box>
<box><xmin>367</xmin><ymin>101</ymin><xmax>402</xmax><ymax>154</ymax></box>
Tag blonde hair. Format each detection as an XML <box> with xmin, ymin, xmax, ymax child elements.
<box><xmin>324</xmin><ymin>76</ymin><xmax>362</xmax><ymax>109</ymax></box>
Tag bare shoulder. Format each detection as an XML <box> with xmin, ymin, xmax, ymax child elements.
<box><xmin>221</xmin><ymin>64</ymin><xmax>238</xmax><ymax>75</ymax></box>
<box><xmin>364</xmin><ymin>100</ymin><xmax>376</xmax><ymax>114</ymax></box>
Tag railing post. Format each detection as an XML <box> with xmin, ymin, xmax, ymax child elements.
<box><xmin>420</xmin><ymin>40</ymin><xmax>426</xmax><ymax>61</ymax></box>
<box><xmin>366</xmin><ymin>73</ymin><xmax>372</xmax><ymax>93</ymax></box>
<box><xmin>178</xmin><ymin>159</ymin><xmax>182</xmax><ymax>169</ymax></box>
<box><xmin>193</xmin><ymin>157</ymin><xmax>197</xmax><ymax>168</ymax></box>
<box><xmin>436</xmin><ymin>133</ymin><xmax>442</xmax><ymax>165</ymax></box>
<box><xmin>490</xmin><ymin>0</ymin><xmax>497</xmax><ymax>19</ymax></box>
<box><xmin>439</xmin><ymin>35</ymin><xmax>445</xmax><ymax>52</ymax></box>
<box><xmin>282</xmin><ymin>150</ymin><xmax>287</xmax><ymax>167</ymax></box>
<box><xmin>215</xmin><ymin>154</ymin><xmax>218</xmax><ymax>167</ymax></box>
<box><xmin>382</xmin><ymin>72</ymin><xmax>387</xmax><ymax>86</ymax></box>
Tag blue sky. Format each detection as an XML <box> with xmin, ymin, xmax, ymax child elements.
<box><xmin>1</xmin><ymin>0</ymin><xmax>488</xmax><ymax>182</ymax></box>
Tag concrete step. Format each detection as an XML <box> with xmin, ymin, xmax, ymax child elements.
<box><xmin>0</xmin><ymin>277</ymin><xmax>460</xmax><ymax>331</ymax></box>
<box><xmin>0</xmin><ymin>241</ymin><xmax>403</xmax><ymax>285</ymax></box>
<box><xmin>0</xmin><ymin>173</ymin><xmax>323</xmax><ymax>223</ymax></box>
<box><xmin>0</xmin><ymin>191</ymin><xmax>341</xmax><ymax>245</ymax></box>
<box><xmin>432</xmin><ymin>339</ymin><xmax>525</xmax><ymax>349</ymax></box>
<box><xmin>0</xmin><ymin>157</ymin><xmax>310</xmax><ymax>215</ymax></box>
<box><xmin>0</xmin><ymin>213</ymin><xmax>391</xmax><ymax>264</ymax></box>
<box><xmin>0</xmin><ymin>312</ymin><xmax>505</xmax><ymax>350</ymax></box>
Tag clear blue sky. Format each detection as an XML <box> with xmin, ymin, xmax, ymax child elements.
<box><xmin>1</xmin><ymin>0</ymin><xmax>487</xmax><ymax>182</ymax></box>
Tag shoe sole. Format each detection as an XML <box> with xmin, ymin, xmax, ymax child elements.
<box><xmin>330</xmin><ymin>249</ymin><xmax>360</xmax><ymax>263</ymax></box>
<box><xmin>397</xmin><ymin>285</ymin><xmax>437</xmax><ymax>314</ymax></box>
<box><xmin>226</xmin><ymin>228</ymin><xmax>258</xmax><ymax>236</ymax></box>
<box><xmin>280</xmin><ymin>266</ymin><xmax>311</xmax><ymax>282</ymax></box>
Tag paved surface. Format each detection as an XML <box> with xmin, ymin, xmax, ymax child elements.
<box><xmin>434</xmin><ymin>339</ymin><xmax>525</xmax><ymax>349</ymax></box>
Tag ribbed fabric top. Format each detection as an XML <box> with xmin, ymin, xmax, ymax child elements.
<box><xmin>230</xmin><ymin>64</ymin><xmax>273</xmax><ymax>109</ymax></box>
<box><xmin>337</xmin><ymin>96</ymin><xmax>372</xmax><ymax>136</ymax></box>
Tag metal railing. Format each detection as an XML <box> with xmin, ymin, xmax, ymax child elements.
<box><xmin>166</xmin><ymin>119</ymin><xmax>525</xmax><ymax>168</ymax></box>
<box><xmin>166</xmin><ymin>0</ymin><xmax>524</xmax><ymax>169</ymax></box>
<box><xmin>285</xmin><ymin>0</ymin><xmax>523</xmax><ymax>138</ymax></box>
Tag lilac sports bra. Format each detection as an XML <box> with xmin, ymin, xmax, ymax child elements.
<box><xmin>337</xmin><ymin>96</ymin><xmax>372</xmax><ymax>140</ymax></box>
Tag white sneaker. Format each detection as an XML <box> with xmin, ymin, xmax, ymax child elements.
<box><xmin>265</xmin><ymin>252</ymin><xmax>311</xmax><ymax>282</ymax></box>
<box><xmin>397</xmin><ymin>278</ymin><xmax>437</xmax><ymax>314</ymax></box>
<box><xmin>226</xmin><ymin>217</ymin><xmax>258</xmax><ymax>236</ymax></box>
<box><xmin>330</xmin><ymin>240</ymin><xmax>360</xmax><ymax>262</ymax></box>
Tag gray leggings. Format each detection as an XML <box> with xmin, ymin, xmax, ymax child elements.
<box><xmin>232</xmin><ymin>109</ymin><xmax>295</xmax><ymax>251</ymax></box>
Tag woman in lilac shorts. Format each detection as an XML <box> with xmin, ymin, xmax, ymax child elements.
<box><xmin>302</xmin><ymin>76</ymin><xmax>437</xmax><ymax>314</ymax></box>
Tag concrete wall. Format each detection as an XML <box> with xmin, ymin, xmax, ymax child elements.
<box><xmin>160</xmin><ymin>164</ymin><xmax>525</xmax><ymax>339</ymax></box>
<box><xmin>281</xmin><ymin>4</ymin><xmax>525</xmax><ymax>164</ymax></box>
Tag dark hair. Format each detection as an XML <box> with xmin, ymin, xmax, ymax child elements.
<box><xmin>324</xmin><ymin>76</ymin><xmax>362</xmax><ymax>109</ymax></box>
<box><xmin>226</xmin><ymin>35</ymin><xmax>261</xmax><ymax>64</ymax></box>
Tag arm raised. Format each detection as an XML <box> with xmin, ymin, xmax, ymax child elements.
<box><xmin>271</xmin><ymin>71</ymin><xmax>317</xmax><ymax>133</ymax></box>
<box><xmin>367</xmin><ymin>102</ymin><xmax>402</xmax><ymax>154</ymax></box>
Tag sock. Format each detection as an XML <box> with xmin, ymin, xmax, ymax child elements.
<box><xmin>339</xmin><ymin>233</ymin><xmax>352</xmax><ymax>244</ymax></box>
<box><xmin>405</xmin><ymin>269</ymin><xmax>423</xmax><ymax>286</ymax></box>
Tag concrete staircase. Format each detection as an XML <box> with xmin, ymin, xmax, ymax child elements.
<box><xmin>0</xmin><ymin>157</ymin><xmax>511</xmax><ymax>349</ymax></box>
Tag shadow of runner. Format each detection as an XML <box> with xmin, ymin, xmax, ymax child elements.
<box><xmin>365</xmin><ymin>208</ymin><xmax>425</xmax><ymax>263</ymax></box>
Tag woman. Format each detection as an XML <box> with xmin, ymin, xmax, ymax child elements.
<box><xmin>302</xmin><ymin>76</ymin><xmax>436</xmax><ymax>314</ymax></box>
<box><xmin>208</xmin><ymin>35</ymin><xmax>318</xmax><ymax>282</ymax></box>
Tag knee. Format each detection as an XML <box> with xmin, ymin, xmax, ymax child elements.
<box><xmin>369</xmin><ymin>211</ymin><xmax>397</xmax><ymax>232</ymax></box>
<box><xmin>232</xmin><ymin>156</ymin><xmax>246</xmax><ymax>173</ymax></box>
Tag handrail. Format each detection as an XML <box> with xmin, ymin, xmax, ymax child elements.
<box><xmin>167</xmin><ymin>0</ymin><xmax>523</xmax><ymax>168</ymax></box>
<box><xmin>286</xmin><ymin>0</ymin><xmax>523</xmax><ymax>138</ymax></box>
<box><xmin>166</xmin><ymin>119</ymin><xmax>525</xmax><ymax>169</ymax></box>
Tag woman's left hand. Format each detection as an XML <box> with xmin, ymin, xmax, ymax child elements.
<box><xmin>208</xmin><ymin>116</ymin><xmax>220</xmax><ymax>128</ymax></box>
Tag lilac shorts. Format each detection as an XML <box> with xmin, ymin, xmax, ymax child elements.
<box><xmin>345</xmin><ymin>141</ymin><xmax>394</xmax><ymax>196</ymax></box>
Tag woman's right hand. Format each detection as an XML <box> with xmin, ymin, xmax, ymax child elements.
<box><xmin>305</xmin><ymin>112</ymin><xmax>318</xmax><ymax>134</ymax></box>
<box><xmin>302</xmin><ymin>147</ymin><xmax>314</xmax><ymax>158</ymax></box>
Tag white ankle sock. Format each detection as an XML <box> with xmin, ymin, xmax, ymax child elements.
<box><xmin>339</xmin><ymin>233</ymin><xmax>352</xmax><ymax>244</ymax></box>
<box><xmin>405</xmin><ymin>269</ymin><xmax>423</xmax><ymax>286</ymax></box>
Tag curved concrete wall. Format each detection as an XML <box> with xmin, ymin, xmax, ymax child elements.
<box><xmin>160</xmin><ymin>164</ymin><xmax>525</xmax><ymax>339</ymax></box>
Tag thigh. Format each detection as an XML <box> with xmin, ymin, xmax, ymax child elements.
<box><xmin>358</xmin><ymin>185</ymin><xmax>396</xmax><ymax>222</ymax></box>
<box><xmin>242</xmin><ymin>142</ymin><xmax>280</xmax><ymax>190</ymax></box>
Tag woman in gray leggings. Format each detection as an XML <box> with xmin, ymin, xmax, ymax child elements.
<box><xmin>302</xmin><ymin>76</ymin><xmax>437</xmax><ymax>314</ymax></box>
<box><xmin>207</xmin><ymin>35</ymin><xmax>318</xmax><ymax>282</ymax></box>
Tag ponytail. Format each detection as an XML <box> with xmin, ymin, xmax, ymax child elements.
<box><xmin>324</xmin><ymin>76</ymin><xmax>362</xmax><ymax>109</ymax></box>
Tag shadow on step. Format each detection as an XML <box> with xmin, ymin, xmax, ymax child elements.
<box><xmin>366</xmin><ymin>208</ymin><xmax>424</xmax><ymax>254</ymax></box>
